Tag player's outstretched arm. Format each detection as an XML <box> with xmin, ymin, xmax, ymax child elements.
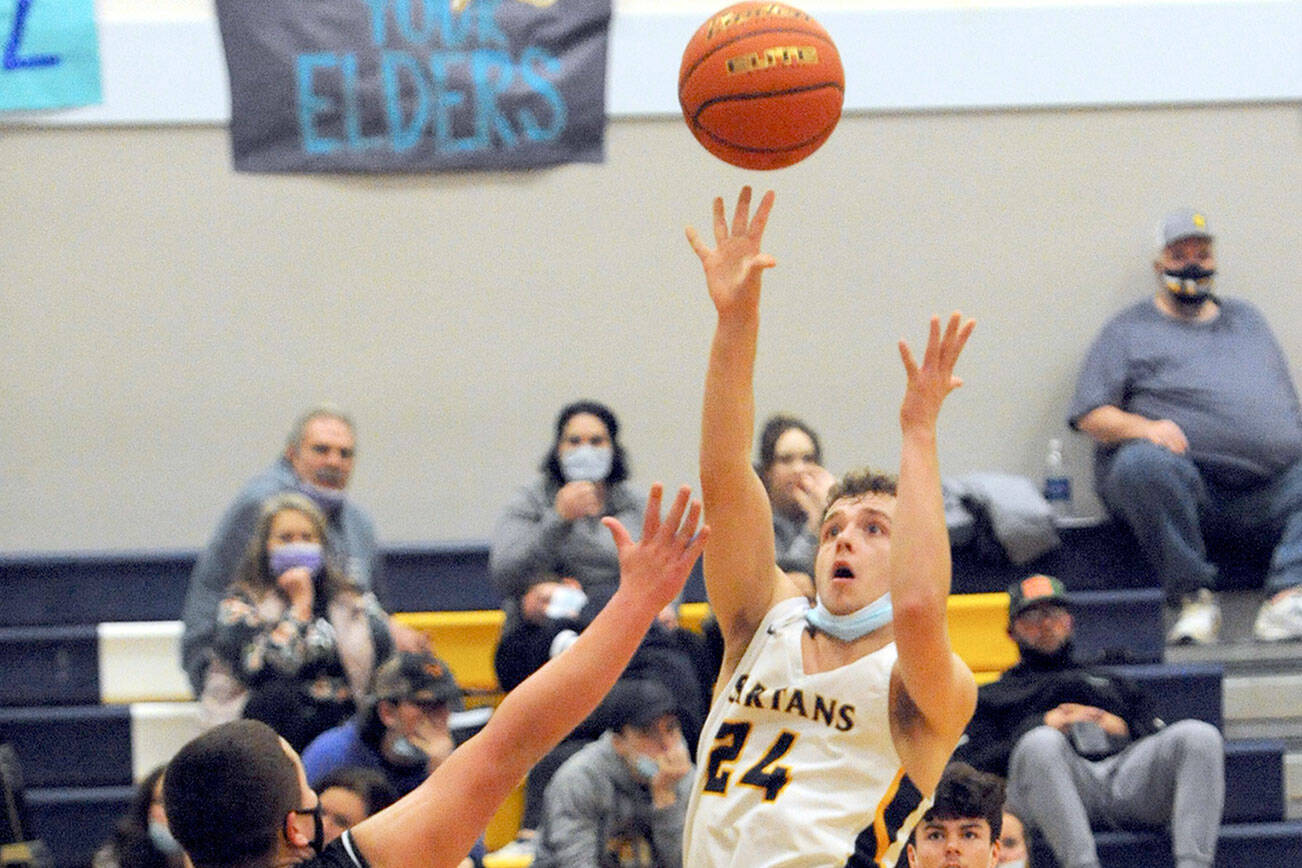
<box><xmin>890</xmin><ymin>315</ymin><xmax>978</xmax><ymax>751</ymax></box>
<box><xmin>687</xmin><ymin>188</ymin><xmax>798</xmax><ymax>670</ymax></box>
<box><xmin>349</xmin><ymin>484</ymin><xmax>708</xmax><ymax>868</ymax></box>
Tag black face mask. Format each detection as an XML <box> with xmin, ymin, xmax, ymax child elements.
<box><xmin>289</xmin><ymin>804</ymin><xmax>325</xmax><ymax>856</ymax></box>
<box><xmin>1161</xmin><ymin>263</ymin><xmax>1216</xmax><ymax>305</ymax></box>
<box><xmin>1015</xmin><ymin>638</ymin><xmax>1075</xmax><ymax>671</ymax></box>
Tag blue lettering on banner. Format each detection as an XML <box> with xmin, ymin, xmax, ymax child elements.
<box><xmin>4</xmin><ymin>0</ymin><xmax>60</xmax><ymax>70</ymax></box>
<box><xmin>291</xmin><ymin>0</ymin><xmax>564</xmax><ymax>157</ymax></box>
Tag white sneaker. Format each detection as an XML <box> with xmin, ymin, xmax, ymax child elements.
<box><xmin>1253</xmin><ymin>588</ymin><xmax>1302</xmax><ymax>641</ymax></box>
<box><xmin>1167</xmin><ymin>588</ymin><xmax>1221</xmax><ymax>645</ymax></box>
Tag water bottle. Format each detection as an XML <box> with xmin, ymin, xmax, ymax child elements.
<box><xmin>1043</xmin><ymin>437</ymin><xmax>1073</xmax><ymax>519</ymax></box>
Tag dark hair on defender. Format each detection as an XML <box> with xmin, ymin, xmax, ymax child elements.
<box><xmin>163</xmin><ymin>719</ymin><xmax>301</xmax><ymax>868</ymax></box>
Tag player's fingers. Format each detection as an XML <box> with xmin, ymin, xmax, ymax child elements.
<box><xmin>686</xmin><ymin>226</ymin><xmax>710</xmax><ymax>260</ymax></box>
<box><xmin>750</xmin><ymin>189</ymin><xmax>776</xmax><ymax>237</ymax></box>
<box><xmin>678</xmin><ymin>498</ymin><xmax>703</xmax><ymax>541</ymax></box>
<box><xmin>898</xmin><ymin>339</ymin><xmax>919</xmax><ymax>378</ymax></box>
<box><xmin>640</xmin><ymin>482</ymin><xmax>665</xmax><ymax>540</ymax></box>
<box><xmin>731</xmin><ymin>186</ymin><xmax>753</xmax><ymax>237</ymax></box>
<box><xmin>660</xmin><ymin>485</ymin><xmax>693</xmax><ymax>540</ymax></box>
<box><xmin>602</xmin><ymin>516</ymin><xmax>633</xmax><ymax>551</ymax></box>
<box><xmin>711</xmin><ymin>196</ymin><xmax>727</xmax><ymax>243</ymax></box>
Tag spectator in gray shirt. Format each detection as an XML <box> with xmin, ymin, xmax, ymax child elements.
<box><xmin>1068</xmin><ymin>208</ymin><xmax>1302</xmax><ymax>645</ymax></box>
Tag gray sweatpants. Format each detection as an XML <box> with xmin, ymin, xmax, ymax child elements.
<box><xmin>1004</xmin><ymin>720</ymin><xmax>1224</xmax><ymax>868</ymax></box>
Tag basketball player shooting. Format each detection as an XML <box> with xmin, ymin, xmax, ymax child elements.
<box><xmin>682</xmin><ymin>187</ymin><xmax>978</xmax><ymax>866</ymax></box>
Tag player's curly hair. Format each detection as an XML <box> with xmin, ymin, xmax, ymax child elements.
<box><xmin>818</xmin><ymin>468</ymin><xmax>898</xmax><ymax>526</ymax></box>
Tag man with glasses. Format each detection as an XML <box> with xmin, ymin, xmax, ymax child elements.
<box><xmin>956</xmin><ymin>574</ymin><xmax>1224</xmax><ymax>868</ymax></box>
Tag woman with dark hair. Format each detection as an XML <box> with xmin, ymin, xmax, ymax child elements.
<box><xmin>489</xmin><ymin>400</ymin><xmax>646</xmax><ymax>625</ymax></box>
<box><xmin>204</xmin><ymin>492</ymin><xmax>393</xmax><ymax>750</ymax></box>
<box><xmin>92</xmin><ymin>766</ymin><xmax>185</xmax><ymax>868</ymax></box>
<box><xmin>755</xmin><ymin>413</ymin><xmax>836</xmax><ymax>591</ymax></box>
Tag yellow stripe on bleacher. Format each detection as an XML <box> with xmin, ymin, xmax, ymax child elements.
<box><xmin>394</xmin><ymin>593</ymin><xmax>1019</xmax><ymax>694</ymax></box>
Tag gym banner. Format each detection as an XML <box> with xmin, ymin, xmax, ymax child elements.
<box><xmin>214</xmin><ymin>0</ymin><xmax>611</xmax><ymax>173</ymax></box>
<box><xmin>0</xmin><ymin>0</ymin><xmax>101</xmax><ymax>112</ymax></box>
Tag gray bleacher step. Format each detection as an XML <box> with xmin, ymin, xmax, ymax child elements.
<box><xmin>1287</xmin><ymin>754</ymin><xmax>1302</xmax><ymax>820</ymax></box>
<box><xmin>1224</xmin><ymin>672</ymin><xmax>1302</xmax><ymax>720</ymax></box>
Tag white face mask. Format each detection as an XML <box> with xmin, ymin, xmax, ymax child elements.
<box><xmin>999</xmin><ymin>861</ymin><xmax>1026</xmax><ymax>868</ymax></box>
<box><xmin>804</xmin><ymin>593</ymin><xmax>893</xmax><ymax>641</ymax></box>
<box><xmin>559</xmin><ymin>444</ymin><xmax>613</xmax><ymax>482</ymax></box>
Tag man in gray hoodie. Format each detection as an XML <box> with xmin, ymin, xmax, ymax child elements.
<box><xmin>532</xmin><ymin>678</ymin><xmax>693</xmax><ymax>868</ymax></box>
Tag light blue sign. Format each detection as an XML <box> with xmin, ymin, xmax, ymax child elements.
<box><xmin>0</xmin><ymin>0</ymin><xmax>101</xmax><ymax>111</ymax></box>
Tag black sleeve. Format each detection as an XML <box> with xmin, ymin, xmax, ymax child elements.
<box><xmin>304</xmin><ymin>832</ymin><xmax>370</xmax><ymax>868</ymax></box>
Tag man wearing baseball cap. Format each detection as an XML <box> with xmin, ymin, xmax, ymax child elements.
<box><xmin>301</xmin><ymin>652</ymin><xmax>464</xmax><ymax>799</ymax></box>
<box><xmin>1068</xmin><ymin>208</ymin><xmax>1302</xmax><ymax>644</ymax></box>
<box><xmin>955</xmin><ymin>575</ymin><xmax>1224</xmax><ymax>868</ymax></box>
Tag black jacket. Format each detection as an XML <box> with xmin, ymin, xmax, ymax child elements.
<box><xmin>954</xmin><ymin>645</ymin><xmax>1164</xmax><ymax>777</ymax></box>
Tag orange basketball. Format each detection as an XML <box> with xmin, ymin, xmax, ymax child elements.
<box><xmin>678</xmin><ymin>2</ymin><xmax>844</xmax><ymax>170</ymax></box>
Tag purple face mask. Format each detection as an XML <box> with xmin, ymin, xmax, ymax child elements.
<box><xmin>268</xmin><ymin>541</ymin><xmax>323</xmax><ymax>577</ymax></box>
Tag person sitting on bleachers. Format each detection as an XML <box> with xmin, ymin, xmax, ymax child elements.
<box><xmin>491</xmin><ymin>569</ymin><xmax>712</xmax><ymax>858</ymax></box>
<box><xmin>489</xmin><ymin>400</ymin><xmax>646</xmax><ymax>629</ymax></box>
<box><xmin>301</xmin><ymin>652</ymin><xmax>460</xmax><ymax>796</ymax></box>
<box><xmin>301</xmin><ymin>653</ymin><xmax>485</xmax><ymax>866</ymax></box>
<box><xmin>531</xmin><ymin>678</ymin><xmax>694</xmax><ymax>868</ymax></box>
<box><xmin>313</xmin><ymin>768</ymin><xmax>396</xmax><ymax>846</ymax></box>
<box><xmin>755</xmin><ymin>413</ymin><xmax>835</xmax><ymax>593</ymax></box>
<box><xmin>996</xmin><ymin>808</ymin><xmax>1030</xmax><ymax>867</ymax></box>
<box><xmin>955</xmin><ymin>574</ymin><xmax>1224</xmax><ymax>868</ymax></box>
<box><xmin>180</xmin><ymin>405</ymin><xmax>427</xmax><ymax>697</ymax></box>
<box><xmin>92</xmin><ymin>766</ymin><xmax>185</xmax><ymax>868</ymax></box>
<box><xmin>206</xmin><ymin>492</ymin><xmax>394</xmax><ymax>749</ymax></box>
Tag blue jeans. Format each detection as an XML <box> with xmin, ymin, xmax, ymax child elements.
<box><xmin>1099</xmin><ymin>440</ymin><xmax>1302</xmax><ymax>603</ymax></box>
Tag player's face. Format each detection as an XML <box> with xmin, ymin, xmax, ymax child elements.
<box><xmin>765</xmin><ymin>427</ymin><xmax>819</xmax><ymax>514</ymax></box>
<box><xmin>288</xmin><ymin>416</ymin><xmax>356</xmax><ymax>490</ymax></box>
<box><xmin>813</xmin><ymin>493</ymin><xmax>895</xmax><ymax>614</ymax></box>
<box><xmin>1009</xmin><ymin>604</ymin><xmax>1073</xmax><ymax>655</ymax></box>
<box><xmin>996</xmin><ymin>812</ymin><xmax>1027</xmax><ymax>864</ymax></box>
<box><xmin>907</xmin><ymin>817</ymin><xmax>999</xmax><ymax>868</ymax></box>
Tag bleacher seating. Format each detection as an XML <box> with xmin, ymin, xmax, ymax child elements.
<box><xmin>1</xmin><ymin>527</ymin><xmax>1297</xmax><ymax>867</ymax></box>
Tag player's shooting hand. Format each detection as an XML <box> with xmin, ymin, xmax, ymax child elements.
<box><xmin>898</xmin><ymin>313</ymin><xmax>976</xmax><ymax>433</ymax></box>
<box><xmin>603</xmin><ymin>484</ymin><xmax>709</xmax><ymax>615</ymax></box>
<box><xmin>686</xmin><ymin>186</ymin><xmax>777</xmax><ymax>315</ymax></box>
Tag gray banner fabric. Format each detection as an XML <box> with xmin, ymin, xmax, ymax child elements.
<box><xmin>215</xmin><ymin>0</ymin><xmax>611</xmax><ymax>172</ymax></box>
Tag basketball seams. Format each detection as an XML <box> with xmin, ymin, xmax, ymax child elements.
<box><xmin>678</xmin><ymin>2</ymin><xmax>843</xmax><ymax>169</ymax></box>
<box><xmin>689</xmin><ymin>81</ymin><xmax>844</xmax><ymax>124</ymax></box>
<box><xmin>677</xmin><ymin>26</ymin><xmax>837</xmax><ymax>96</ymax></box>
<box><xmin>691</xmin><ymin>115</ymin><xmax>841</xmax><ymax>159</ymax></box>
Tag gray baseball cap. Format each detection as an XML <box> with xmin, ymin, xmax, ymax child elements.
<box><xmin>1158</xmin><ymin>208</ymin><xmax>1213</xmax><ymax>249</ymax></box>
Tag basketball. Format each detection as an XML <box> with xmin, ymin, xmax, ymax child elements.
<box><xmin>678</xmin><ymin>2</ymin><xmax>844</xmax><ymax>170</ymax></box>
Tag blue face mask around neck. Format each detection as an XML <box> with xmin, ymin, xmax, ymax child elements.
<box><xmin>804</xmin><ymin>592</ymin><xmax>893</xmax><ymax>641</ymax></box>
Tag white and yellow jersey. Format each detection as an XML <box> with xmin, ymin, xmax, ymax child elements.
<box><xmin>683</xmin><ymin>596</ymin><xmax>928</xmax><ymax>867</ymax></box>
